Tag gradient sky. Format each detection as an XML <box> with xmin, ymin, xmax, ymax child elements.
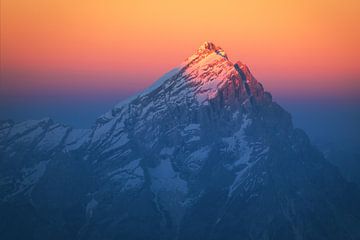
<box><xmin>1</xmin><ymin>0</ymin><xmax>360</xmax><ymax>97</ymax></box>
<box><xmin>0</xmin><ymin>0</ymin><xmax>359</xmax><ymax>143</ymax></box>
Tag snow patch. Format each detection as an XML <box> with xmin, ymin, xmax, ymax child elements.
<box><xmin>222</xmin><ymin>117</ymin><xmax>252</xmax><ymax>153</ymax></box>
<box><xmin>65</xmin><ymin>129</ymin><xmax>91</xmax><ymax>151</ymax></box>
<box><xmin>8</xmin><ymin>120</ymin><xmax>43</xmax><ymax>138</ymax></box>
<box><xmin>185</xmin><ymin>147</ymin><xmax>210</xmax><ymax>171</ymax></box>
<box><xmin>108</xmin><ymin>159</ymin><xmax>144</xmax><ymax>191</ymax></box>
<box><xmin>184</xmin><ymin>123</ymin><xmax>200</xmax><ymax>131</ymax></box>
<box><xmin>16</xmin><ymin>127</ymin><xmax>45</xmax><ymax>145</ymax></box>
<box><xmin>102</xmin><ymin>133</ymin><xmax>129</xmax><ymax>153</ymax></box>
<box><xmin>149</xmin><ymin>159</ymin><xmax>188</xmax><ymax>226</ymax></box>
<box><xmin>37</xmin><ymin>124</ymin><xmax>68</xmax><ymax>151</ymax></box>
<box><xmin>4</xmin><ymin>160</ymin><xmax>49</xmax><ymax>200</ymax></box>
<box><xmin>91</xmin><ymin>118</ymin><xmax>117</xmax><ymax>144</ymax></box>
<box><xmin>86</xmin><ymin>198</ymin><xmax>98</xmax><ymax>218</ymax></box>
<box><xmin>160</xmin><ymin>147</ymin><xmax>175</xmax><ymax>156</ymax></box>
<box><xmin>223</xmin><ymin>117</ymin><xmax>258</xmax><ymax>198</ymax></box>
<box><xmin>139</xmin><ymin>68</ymin><xmax>180</xmax><ymax>97</ymax></box>
<box><xmin>150</xmin><ymin>159</ymin><xmax>187</xmax><ymax>194</ymax></box>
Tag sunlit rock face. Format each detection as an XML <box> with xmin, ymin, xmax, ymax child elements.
<box><xmin>1</xmin><ymin>42</ymin><xmax>360</xmax><ymax>240</ymax></box>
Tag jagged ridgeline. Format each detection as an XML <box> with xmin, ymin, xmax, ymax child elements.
<box><xmin>1</xmin><ymin>42</ymin><xmax>360</xmax><ymax>240</ymax></box>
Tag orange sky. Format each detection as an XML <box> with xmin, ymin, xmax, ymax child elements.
<box><xmin>1</xmin><ymin>0</ymin><xmax>360</xmax><ymax>99</ymax></box>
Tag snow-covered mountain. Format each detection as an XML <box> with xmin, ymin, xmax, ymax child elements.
<box><xmin>1</xmin><ymin>42</ymin><xmax>360</xmax><ymax>240</ymax></box>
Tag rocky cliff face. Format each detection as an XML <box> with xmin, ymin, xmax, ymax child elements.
<box><xmin>1</xmin><ymin>42</ymin><xmax>360</xmax><ymax>240</ymax></box>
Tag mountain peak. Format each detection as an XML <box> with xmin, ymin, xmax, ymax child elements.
<box><xmin>103</xmin><ymin>42</ymin><xmax>261</xmax><ymax>119</ymax></box>
<box><xmin>197</xmin><ymin>41</ymin><xmax>228</xmax><ymax>59</ymax></box>
<box><xmin>198</xmin><ymin>41</ymin><xmax>217</xmax><ymax>51</ymax></box>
